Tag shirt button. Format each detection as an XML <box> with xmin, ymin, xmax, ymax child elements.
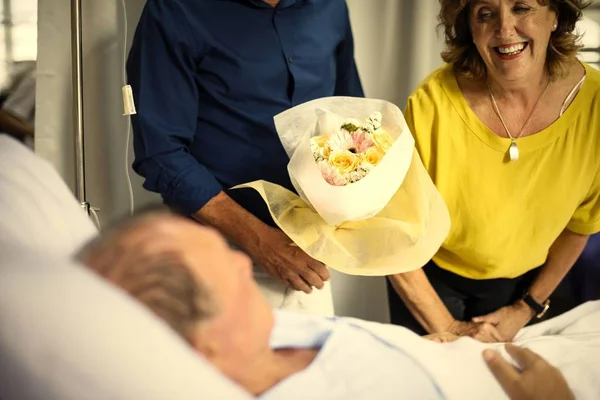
<box><xmin>287</xmin><ymin>56</ymin><xmax>293</xmax><ymax>63</ymax></box>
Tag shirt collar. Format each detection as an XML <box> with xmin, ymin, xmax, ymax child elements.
<box><xmin>270</xmin><ymin>310</ymin><xmax>336</xmax><ymax>349</ymax></box>
<box><xmin>223</xmin><ymin>0</ymin><xmax>316</xmax><ymax>9</ymax></box>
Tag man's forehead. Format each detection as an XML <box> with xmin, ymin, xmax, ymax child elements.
<box><xmin>113</xmin><ymin>214</ymin><xmax>181</xmax><ymax>244</ymax></box>
<box><xmin>124</xmin><ymin>214</ymin><xmax>226</xmax><ymax>252</ymax></box>
<box><xmin>167</xmin><ymin>217</ymin><xmax>226</xmax><ymax>244</ymax></box>
<box><xmin>138</xmin><ymin>213</ymin><xmax>191</xmax><ymax>232</ymax></box>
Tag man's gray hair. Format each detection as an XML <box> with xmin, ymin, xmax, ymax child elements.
<box><xmin>76</xmin><ymin>207</ymin><xmax>217</xmax><ymax>343</ymax></box>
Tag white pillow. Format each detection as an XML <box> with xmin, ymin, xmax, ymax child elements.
<box><xmin>0</xmin><ymin>244</ymin><xmax>252</xmax><ymax>400</ymax></box>
<box><xmin>0</xmin><ymin>135</ymin><xmax>98</xmax><ymax>257</ymax></box>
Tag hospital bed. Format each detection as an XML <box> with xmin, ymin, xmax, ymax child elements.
<box><xmin>1</xmin><ymin>135</ymin><xmax>599</xmax><ymax>399</ymax></box>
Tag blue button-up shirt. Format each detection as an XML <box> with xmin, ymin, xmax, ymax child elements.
<box><xmin>127</xmin><ymin>0</ymin><xmax>364</xmax><ymax>223</ymax></box>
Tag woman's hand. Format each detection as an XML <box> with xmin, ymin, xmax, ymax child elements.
<box><xmin>447</xmin><ymin>320</ymin><xmax>504</xmax><ymax>343</ymax></box>
<box><xmin>472</xmin><ymin>302</ymin><xmax>534</xmax><ymax>342</ymax></box>
<box><xmin>424</xmin><ymin>332</ymin><xmax>460</xmax><ymax>343</ymax></box>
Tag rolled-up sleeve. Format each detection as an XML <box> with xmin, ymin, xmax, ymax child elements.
<box><xmin>127</xmin><ymin>0</ymin><xmax>222</xmax><ymax>215</ymax></box>
<box><xmin>334</xmin><ymin>3</ymin><xmax>364</xmax><ymax>98</ymax></box>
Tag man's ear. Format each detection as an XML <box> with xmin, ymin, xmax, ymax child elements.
<box><xmin>189</xmin><ymin>327</ymin><xmax>218</xmax><ymax>360</ymax></box>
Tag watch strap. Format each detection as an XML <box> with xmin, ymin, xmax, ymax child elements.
<box><xmin>522</xmin><ymin>292</ymin><xmax>550</xmax><ymax>319</ymax></box>
<box><xmin>522</xmin><ymin>293</ymin><xmax>544</xmax><ymax>314</ymax></box>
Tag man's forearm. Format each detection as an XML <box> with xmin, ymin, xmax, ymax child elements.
<box><xmin>192</xmin><ymin>191</ymin><xmax>267</xmax><ymax>254</ymax></box>
<box><xmin>388</xmin><ymin>269</ymin><xmax>455</xmax><ymax>334</ymax></box>
<box><xmin>528</xmin><ymin>228</ymin><xmax>589</xmax><ymax>302</ymax></box>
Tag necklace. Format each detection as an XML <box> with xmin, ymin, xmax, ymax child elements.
<box><xmin>487</xmin><ymin>78</ymin><xmax>550</xmax><ymax>162</ymax></box>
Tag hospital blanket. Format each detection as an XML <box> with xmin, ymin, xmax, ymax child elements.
<box><xmin>342</xmin><ymin>301</ymin><xmax>600</xmax><ymax>400</ymax></box>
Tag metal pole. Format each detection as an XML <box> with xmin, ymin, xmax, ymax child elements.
<box><xmin>70</xmin><ymin>0</ymin><xmax>88</xmax><ymax>214</ymax></box>
<box><xmin>3</xmin><ymin>0</ymin><xmax>13</xmax><ymax>67</ymax></box>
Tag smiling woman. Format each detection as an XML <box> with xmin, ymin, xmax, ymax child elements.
<box><xmin>439</xmin><ymin>0</ymin><xmax>587</xmax><ymax>80</ymax></box>
<box><xmin>386</xmin><ymin>0</ymin><xmax>600</xmax><ymax>343</ymax></box>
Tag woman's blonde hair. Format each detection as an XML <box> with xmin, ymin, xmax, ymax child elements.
<box><xmin>438</xmin><ymin>0</ymin><xmax>592</xmax><ymax>80</ymax></box>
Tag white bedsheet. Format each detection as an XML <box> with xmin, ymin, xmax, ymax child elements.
<box><xmin>343</xmin><ymin>301</ymin><xmax>600</xmax><ymax>400</ymax></box>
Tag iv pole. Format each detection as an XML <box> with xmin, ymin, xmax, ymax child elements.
<box><xmin>2</xmin><ymin>0</ymin><xmax>13</xmax><ymax>68</ymax></box>
<box><xmin>70</xmin><ymin>0</ymin><xmax>89</xmax><ymax>215</ymax></box>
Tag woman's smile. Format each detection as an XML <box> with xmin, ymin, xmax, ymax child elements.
<box><xmin>493</xmin><ymin>41</ymin><xmax>529</xmax><ymax>60</ymax></box>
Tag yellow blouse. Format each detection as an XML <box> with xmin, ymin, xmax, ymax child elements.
<box><xmin>405</xmin><ymin>63</ymin><xmax>600</xmax><ymax>279</ymax></box>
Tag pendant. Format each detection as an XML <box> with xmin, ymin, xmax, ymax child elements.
<box><xmin>509</xmin><ymin>140</ymin><xmax>519</xmax><ymax>162</ymax></box>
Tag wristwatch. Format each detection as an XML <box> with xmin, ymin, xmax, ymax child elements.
<box><xmin>522</xmin><ymin>292</ymin><xmax>551</xmax><ymax>319</ymax></box>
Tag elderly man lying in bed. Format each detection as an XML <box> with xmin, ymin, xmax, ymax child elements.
<box><xmin>77</xmin><ymin>210</ymin><xmax>594</xmax><ymax>400</ymax></box>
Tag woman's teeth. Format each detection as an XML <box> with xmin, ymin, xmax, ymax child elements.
<box><xmin>495</xmin><ymin>43</ymin><xmax>527</xmax><ymax>56</ymax></box>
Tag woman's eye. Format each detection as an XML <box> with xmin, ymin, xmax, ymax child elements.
<box><xmin>477</xmin><ymin>10</ymin><xmax>494</xmax><ymax>22</ymax></box>
<box><xmin>513</xmin><ymin>5</ymin><xmax>531</xmax><ymax>14</ymax></box>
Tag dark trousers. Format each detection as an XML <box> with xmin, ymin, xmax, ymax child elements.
<box><xmin>386</xmin><ymin>261</ymin><xmax>541</xmax><ymax>335</ymax></box>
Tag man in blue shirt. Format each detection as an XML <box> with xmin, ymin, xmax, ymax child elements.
<box><xmin>127</xmin><ymin>0</ymin><xmax>364</xmax><ymax>315</ymax></box>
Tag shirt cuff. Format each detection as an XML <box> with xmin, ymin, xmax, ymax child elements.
<box><xmin>567</xmin><ymin>219</ymin><xmax>600</xmax><ymax>235</ymax></box>
<box><xmin>161</xmin><ymin>169</ymin><xmax>223</xmax><ymax>216</ymax></box>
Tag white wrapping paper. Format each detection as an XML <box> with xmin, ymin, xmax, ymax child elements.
<box><xmin>234</xmin><ymin>97</ymin><xmax>451</xmax><ymax>276</ymax></box>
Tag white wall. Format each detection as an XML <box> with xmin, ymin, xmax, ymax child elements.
<box><xmin>36</xmin><ymin>0</ymin><xmax>443</xmax><ymax>323</ymax></box>
<box><xmin>347</xmin><ymin>0</ymin><xmax>444</xmax><ymax>106</ymax></box>
<box><xmin>332</xmin><ymin>0</ymin><xmax>444</xmax><ymax>322</ymax></box>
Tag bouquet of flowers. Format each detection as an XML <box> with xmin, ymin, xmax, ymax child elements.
<box><xmin>235</xmin><ymin>97</ymin><xmax>450</xmax><ymax>276</ymax></box>
<box><xmin>311</xmin><ymin>112</ymin><xmax>395</xmax><ymax>186</ymax></box>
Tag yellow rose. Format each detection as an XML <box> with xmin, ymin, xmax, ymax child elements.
<box><xmin>372</xmin><ymin>130</ymin><xmax>394</xmax><ymax>152</ymax></box>
<box><xmin>311</xmin><ymin>135</ymin><xmax>329</xmax><ymax>147</ymax></box>
<box><xmin>328</xmin><ymin>151</ymin><xmax>360</xmax><ymax>174</ymax></box>
<box><xmin>362</xmin><ymin>147</ymin><xmax>384</xmax><ymax>166</ymax></box>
